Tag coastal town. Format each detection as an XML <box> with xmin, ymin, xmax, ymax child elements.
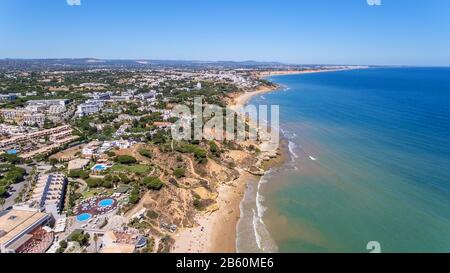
<box><xmin>0</xmin><ymin>59</ymin><xmax>356</xmax><ymax>253</ymax></box>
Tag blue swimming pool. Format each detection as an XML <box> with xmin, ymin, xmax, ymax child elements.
<box><xmin>98</xmin><ymin>199</ymin><xmax>114</xmax><ymax>207</ymax></box>
<box><xmin>6</xmin><ymin>149</ymin><xmax>18</xmax><ymax>155</ymax></box>
<box><xmin>92</xmin><ymin>164</ymin><xmax>107</xmax><ymax>171</ymax></box>
<box><xmin>76</xmin><ymin>213</ymin><xmax>92</xmax><ymax>222</ymax></box>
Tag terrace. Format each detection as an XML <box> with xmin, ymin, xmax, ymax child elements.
<box><xmin>15</xmin><ymin>227</ymin><xmax>54</xmax><ymax>253</ymax></box>
<box><xmin>74</xmin><ymin>196</ymin><xmax>119</xmax><ymax>222</ymax></box>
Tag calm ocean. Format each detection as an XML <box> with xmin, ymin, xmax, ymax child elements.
<box><xmin>236</xmin><ymin>67</ymin><xmax>450</xmax><ymax>253</ymax></box>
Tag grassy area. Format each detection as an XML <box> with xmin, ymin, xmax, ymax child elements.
<box><xmin>109</xmin><ymin>164</ymin><xmax>152</xmax><ymax>175</ymax></box>
<box><xmin>82</xmin><ymin>187</ymin><xmax>114</xmax><ymax>199</ymax></box>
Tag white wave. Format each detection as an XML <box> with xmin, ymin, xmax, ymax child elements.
<box><xmin>252</xmin><ymin>209</ymin><xmax>263</xmax><ymax>250</ymax></box>
<box><xmin>256</xmin><ymin>191</ymin><xmax>267</xmax><ymax>218</ymax></box>
<box><xmin>246</xmin><ymin>172</ymin><xmax>279</xmax><ymax>253</ymax></box>
<box><xmin>309</xmin><ymin>156</ymin><xmax>317</xmax><ymax>161</ymax></box>
<box><xmin>288</xmin><ymin>141</ymin><xmax>299</xmax><ymax>159</ymax></box>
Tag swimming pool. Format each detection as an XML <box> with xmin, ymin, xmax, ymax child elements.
<box><xmin>76</xmin><ymin>213</ymin><xmax>92</xmax><ymax>222</ymax></box>
<box><xmin>6</xmin><ymin>149</ymin><xmax>18</xmax><ymax>155</ymax></box>
<box><xmin>98</xmin><ymin>199</ymin><xmax>114</xmax><ymax>207</ymax></box>
<box><xmin>92</xmin><ymin>164</ymin><xmax>107</xmax><ymax>171</ymax></box>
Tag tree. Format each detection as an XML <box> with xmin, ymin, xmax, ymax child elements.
<box><xmin>68</xmin><ymin>169</ymin><xmax>90</xmax><ymax>179</ymax></box>
<box><xmin>0</xmin><ymin>154</ymin><xmax>23</xmax><ymax>165</ymax></box>
<box><xmin>119</xmin><ymin>174</ymin><xmax>130</xmax><ymax>184</ymax></box>
<box><xmin>86</xmin><ymin>178</ymin><xmax>103</xmax><ymax>188</ymax></box>
<box><xmin>0</xmin><ymin>197</ymin><xmax>5</xmax><ymax>210</ymax></box>
<box><xmin>138</xmin><ymin>149</ymin><xmax>152</xmax><ymax>159</ymax></box>
<box><xmin>129</xmin><ymin>186</ymin><xmax>140</xmax><ymax>204</ymax></box>
<box><xmin>115</xmin><ymin>155</ymin><xmax>137</xmax><ymax>165</ymax></box>
<box><xmin>67</xmin><ymin>230</ymin><xmax>90</xmax><ymax>246</ymax></box>
<box><xmin>209</xmin><ymin>141</ymin><xmax>221</xmax><ymax>157</ymax></box>
<box><xmin>59</xmin><ymin>240</ymin><xmax>68</xmax><ymax>249</ymax></box>
<box><xmin>0</xmin><ymin>186</ymin><xmax>7</xmax><ymax>196</ymax></box>
<box><xmin>142</xmin><ymin>176</ymin><xmax>164</xmax><ymax>190</ymax></box>
<box><xmin>101</xmin><ymin>180</ymin><xmax>113</xmax><ymax>189</ymax></box>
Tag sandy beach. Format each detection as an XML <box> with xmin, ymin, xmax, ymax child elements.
<box><xmin>172</xmin><ymin>171</ymin><xmax>257</xmax><ymax>253</ymax></box>
<box><xmin>255</xmin><ymin>66</ymin><xmax>369</xmax><ymax>78</ymax></box>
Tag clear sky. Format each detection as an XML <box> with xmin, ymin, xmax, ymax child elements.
<box><xmin>1</xmin><ymin>0</ymin><xmax>450</xmax><ymax>65</ymax></box>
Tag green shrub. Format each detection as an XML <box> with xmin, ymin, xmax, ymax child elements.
<box><xmin>209</xmin><ymin>141</ymin><xmax>221</xmax><ymax>157</ymax></box>
<box><xmin>115</xmin><ymin>155</ymin><xmax>137</xmax><ymax>165</ymax></box>
<box><xmin>173</xmin><ymin>167</ymin><xmax>186</xmax><ymax>179</ymax></box>
<box><xmin>146</xmin><ymin>210</ymin><xmax>159</xmax><ymax>219</ymax></box>
<box><xmin>59</xmin><ymin>240</ymin><xmax>68</xmax><ymax>249</ymax></box>
<box><xmin>86</xmin><ymin>178</ymin><xmax>103</xmax><ymax>188</ymax></box>
<box><xmin>102</xmin><ymin>180</ymin><xmax>113</xmax><ymax>189</ymax></box>
<box><xmin>139</xmin><ymin>149</ymin><xmax>153</xmax><ymax>159</ymax></box>
<box><xmin>68</xmin><ymin>169</ymin><xmax>90</xmax><ymax>179</ymax></box>
<box><xmin>119</xmin><ymin>174</ymin><xmax>130</xmax><ymax>184</ymax></box>
<box><xmin>67</xmin><ymin>230</ymin><xmax>90</xmax><ymax>246</ymax></box>
<box><xmin>0</xmin><ymin>186</ymin><xmax>7</xmax><ymax>197</ymax></box>
<box><xmin>175</xmin><ymin>143</ymin><xmax>208</xmax><ymax>163</ymax></box>
<box><xmin>129</xmin><ymin>186</ymin><xmax>140</xmax><ymax>204</ymax></box>
<box><xmin>142</xmin><ymin>176</ymin><xmax>165</xmax><ymax>190</ymax></box>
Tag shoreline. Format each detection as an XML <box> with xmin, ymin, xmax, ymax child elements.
<box><xmin>172</xmin><ymin>67</ymin><xmax>362</xmax><ymax>253</ymax></box>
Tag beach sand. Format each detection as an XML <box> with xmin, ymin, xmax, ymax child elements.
<box><xmin>172</xmin><ymin>172</ymin><xmax>256</xmax><ymax>253</ymax></box>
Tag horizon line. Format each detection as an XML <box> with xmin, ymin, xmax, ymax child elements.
<box><xmin>1</xmin><ymin>57</ymin><xmax>449</xmax><ymax>68</ymax></box>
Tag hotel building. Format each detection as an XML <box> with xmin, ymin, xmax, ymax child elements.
<box><xmin>0</xmin><ymin>209</ymin><xmax>53</xmax><ymax>253</ymax></box>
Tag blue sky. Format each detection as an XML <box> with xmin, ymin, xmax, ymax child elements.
<box><xmin>1</xmin><ymin>0</ymin><xmax>450</xmax><ymax>65</ymax></box>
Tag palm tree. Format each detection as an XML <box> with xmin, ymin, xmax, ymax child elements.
<box><xmin>93</xmin><ymin>233</ymin><xmax>99</xmax><ymax>253</ymax></box>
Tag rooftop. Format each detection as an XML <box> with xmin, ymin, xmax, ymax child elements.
<box><xmin>0</xmin><ymin>209</ymin><xmax>50</xmax><ymax>245</ymax></box>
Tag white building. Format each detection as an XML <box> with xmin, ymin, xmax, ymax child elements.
<box><xmin>77</xmin><ymin>102</ymin><xmax>102</xmax><ymax>117</ymax></box>
<box><xmin>136</xmin><ymin>91</ymin><xmax>157</xmax><ymax>101</ymax></box>
<box><xmin>22</xmin><ymin>113</ymin><xmax>45</xmax><ymax>127</ymax></box>
<box><xmin>47</xmin><ymin>105</ymin><xmax>66</xmax><ymax>115</ymax></box>
<box><xmin>27</xmin><ymin>99</ymin><xmax>69</xmax><ymax>107</ymax></box>
<box><xmin>27</xmin><ymin>173</ymin><xmax>68</xmax><ymax>219</ymax></box>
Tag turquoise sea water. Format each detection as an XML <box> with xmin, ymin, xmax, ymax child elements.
<box><xmin>236</xmin><ymin>68</ymin><xmax>450</xmax><ymax>253</ymax></box>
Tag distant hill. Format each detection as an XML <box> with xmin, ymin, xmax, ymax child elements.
<box><xmin>0</xmin><ymin>58</ymin><xmax>289</xmax><ymax>71</ymax></box>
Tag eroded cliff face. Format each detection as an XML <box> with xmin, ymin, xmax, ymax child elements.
<box><xmin>126</xmin><ymin>140</ymin><xmax>260</xmax><ymax>227</ymax></box>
